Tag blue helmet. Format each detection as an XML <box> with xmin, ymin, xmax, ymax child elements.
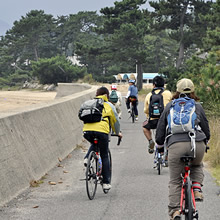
<box><xmin>129</xmin><ymin>79</ymin><xmax>135</xmax><ymax>84</ymax></box>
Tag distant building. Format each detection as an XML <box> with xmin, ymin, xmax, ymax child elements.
<box><xmin>114</xmin><ymin>73</ymin><xmax>159</xmax><ymax>84</ymax></box>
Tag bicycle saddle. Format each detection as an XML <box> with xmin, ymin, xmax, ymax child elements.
<box><xmin>180</xmin><ymin>155</ymin><xmax>194</xmax><ymax>163</ymax></box>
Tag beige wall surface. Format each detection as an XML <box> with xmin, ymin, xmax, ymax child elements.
<box><xmin>0</xmin><ymin>84</ymin><xmax>97</xmax><ymax>206</ymax></box>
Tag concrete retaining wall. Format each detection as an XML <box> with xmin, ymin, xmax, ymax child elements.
<box><xmin>0</xmin><ymin>84</ymin><xmax>97</xmax><ymax>206</ymax></box>
<box><xmin>55</xmin><ymin>83</ymin><xmax>92</xmax><ymax>98</ymax></box>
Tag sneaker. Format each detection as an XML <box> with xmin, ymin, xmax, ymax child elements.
<box><xmin>194</xmin><ymin>191</ymin><xmax>204</xmax><ymax>202</ymax></box>
<box><xmin>148</xmin><ymin>139</ymin><xmax>155</xmax><ymax>154</ymax></box>
<box><xmin>135</xmin><ymin>117</ymin><xmax>138</xmax><ymax>121</ymax></box>
<box><xmin>103</xmin><ymin>183</ymin><xmax>111</xmax><ymax>190</ymax></box>
<box><xmin>127</xmin><ymin>109</ymin><xmax>131</xmax><ymax>113</ymax></box>
<box><xmin>84</xmin><ymin>158</ymin><xmax>88</xmax><ymax>167</ymax></box>
<box><xmin>171</xmin><ymin>210</ymin><xmax>181</xmax><ymax>220</ymax></box>
<box><xmin>163</xmin><ymin>160</ymin><xmax>168</xmax><ymax>167</ymax></box>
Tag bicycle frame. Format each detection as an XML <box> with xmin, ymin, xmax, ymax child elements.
<box><xmin>180</xmin><ymin>157</ymin><xmax>198</xmax><ymax>219</ymax></box>
<box><xmin>93</xmin><ymin>138</ymin><xmax>102</xmax><ymax>178</ymax></box>
<box><xmin>85</xmin><ymin>134</ymin><xmax>121</xmax><ymax>200</ymax></box>
<box><xmin>129</xmin><ymin>98</ymin><xmax>136</xmax><ymax>123</ymax></box>
<box><xmin>154</xmin><ymin>146</ymin><xmax>166</xmax><ymax>175</ymax></box>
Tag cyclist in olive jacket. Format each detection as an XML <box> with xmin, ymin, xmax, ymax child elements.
<box><xmin>155</xmin><ymin>78</ymin><xmax>210</xmax><ymax>220</ymax></box>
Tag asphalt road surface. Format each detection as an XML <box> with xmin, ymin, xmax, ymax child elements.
<box><xmin>0</xmin><ymin>101</ymin><xmax>219</xmax><ymax>220</ymax></box>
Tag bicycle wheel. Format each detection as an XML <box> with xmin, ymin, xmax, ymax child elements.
<box><xmin>103</xmin><ymin>149</ymin><xmax>112</xmax><ymax>194</ymax></box>
<box><xmin>86</xmin><ymin>151</ymin><xmax>98</xmax><ymax>200</ymax></box>
<box><xmin>131</xmin><ymin>107</ymin><xmax>135</xmax><ymax>123</ymax></box>
<box><xmin>184</xmin><ymin>177</ymin><xmax>194</xmax><ymax>220</ymax></box>
<box><xmin>157</xmin><ymin>158</ymin><xmax>162</xmax><ymax>175</ymax></box>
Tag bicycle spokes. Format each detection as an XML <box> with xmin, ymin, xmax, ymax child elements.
<box><xmin>86</xmin><ymin>152</ymin><xmax>98</xmax><ymax>200</ymax></box>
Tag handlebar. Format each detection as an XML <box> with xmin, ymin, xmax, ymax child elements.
<box><xmin>111</xmin><ymin>134</ymin><xmax>122</xmax><ymax>146</ymax></box>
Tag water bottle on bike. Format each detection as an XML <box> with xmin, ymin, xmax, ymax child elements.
<box><xmin>98</xmin><ymin>156</ymin><xmax>102</xmax><ymax>174</ymax></box>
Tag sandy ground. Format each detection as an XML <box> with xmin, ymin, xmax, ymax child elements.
<box><xmin>0</xmin><ymin>83</ymin><xmax>152</xmax><ymax>113</ymax></box>
<box><xmin>0</xmin><ymin>90</ymin><xmax>57</xmax><ymax>112</ymax></box>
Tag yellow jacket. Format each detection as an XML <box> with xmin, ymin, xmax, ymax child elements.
<box><xmin>144</xmin><ymin>89</ymin><xmax>172</xmax><ymax>119</ymax></box>
<box><xmin>83</xmin><ymin>95</ymin><xmax>120</xmax><ymax>134</ymax></box>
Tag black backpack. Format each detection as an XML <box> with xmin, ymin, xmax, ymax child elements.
<box><xmin>78</xmin><ymin>98</ymin><xmax>105</xmax><ymax>123</ymax></box>
<box><xmin>149</xmin><ymin>88</ymin><xmax>164</xmax><ymax>118</ymax></box>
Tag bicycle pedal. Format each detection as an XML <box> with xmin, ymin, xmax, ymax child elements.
<box><xmin>79</xmin><ymin>178</ymin><xmax>86</xmax><ymax>181</ymax></box>
<box><xmin>103</xmin><ymin>189</ymin><xmax>109</xmax><ymax>194</ymax></box>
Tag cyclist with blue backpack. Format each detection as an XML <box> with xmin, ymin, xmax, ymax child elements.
<box><xmin>155</xmin><ymin>78</ymin><xmax>210</xmax><ymax>220</ymax></box>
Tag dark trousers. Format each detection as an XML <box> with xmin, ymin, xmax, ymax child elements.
<box><xmin>126</xmin><ymin>96</ymin><xmax>138</xmax><ymax>116</ymax></box>
<box><xmin>83</xmin><ymin>131</ymin><xmax>110</xmax><ymax>184</ymax></box>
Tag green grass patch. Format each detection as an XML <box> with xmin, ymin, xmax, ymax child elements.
<box><xmin>138</xmin><ymin>88</ymin><xmax>152</xmax><ymax>101</ymax></box>
<box><xmin>0</xmin><ymin>85</ymin><xmax>22</xmax><ymax>91</ymax></box>
<box><xmin>138</xmin><ymin>88</ymin><xmax>152</xmax><ymax>95</ymax></box>
<box><xmin>211</xmin><ymin>165</ymin><xmax>220</xmax><ymax>186</ymax></box>
<box><xmin>204</xmin><ymin>116</ymin><xmax>220</xmax><ymax>184</ymax></box>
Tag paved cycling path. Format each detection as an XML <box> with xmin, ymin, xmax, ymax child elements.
<box><xmin>0</xmin><ymin>101</ymin><xmax>219</xmax><ymax>220</ymax></box>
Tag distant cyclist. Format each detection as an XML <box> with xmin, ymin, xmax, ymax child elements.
<box><xmin>109</xmin><ymin>85</ymin><xmax>122</xmax><ymax>119</ymax></box>
<box><xmin>155</xmin><ymin>78</ymin><xmax>210</xmax><ymax>220</ymax></box>
<box><xmin>125</xmin><ymin>79</ymin><xmax>138</xmax><ymax>121</ymax></box>
<box><xmin>82</xmin><ymin>87</ymin><xmax>122</xmax><ymax>191</ymax></box>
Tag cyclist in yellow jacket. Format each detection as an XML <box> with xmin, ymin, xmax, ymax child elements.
<box><xmin>83</xmin><ymin>86</ymin><xmax>122</xmax><ymax>190</ymax></box>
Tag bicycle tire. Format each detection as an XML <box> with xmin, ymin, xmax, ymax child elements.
<box><xmin>131</xmin><ymin>107</ymin><xmax>135</xmax><ymax>123</ymax></box>
<box><xmin>157</xmin><ymin>158</ymin><xmax>162</xmax><ymax>175</ymax></box>
<box><xmin>103</xmin><ymin>149</ymin><xmax>112</xmax><ymax>194</ymax></box>
<box><xmin>184</xmin><ymin>176</ymin><xmax>194</xmax><ymax>220</ymax></box>
<box><xmin>86</xmin><ymin>151</ymin><xmax>98</xmax><ymax>200</ymax></box>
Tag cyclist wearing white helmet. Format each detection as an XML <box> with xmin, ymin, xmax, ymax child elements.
<box><xmin>126</xmin><ymin>79</ymin><xmax>138</xmax><ymax>121</ymax></box>
<box><xmin>109</xmin><ymin>85</ymin><xmax>122</xmax><ymax>119</ymax></box>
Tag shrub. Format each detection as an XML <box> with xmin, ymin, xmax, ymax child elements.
<box><xmin>0</xmin><ymin>77</ymin><xmax>10</xmax><ymax>88</ymax></box>
<box><xmin>94</xmin><ymin>75</ymin><xmax>116</xmax><ymax>83</ymax></box>
<box><xmin>31</xmin><ymin>56</ymin><xmax>87</xmax><ymax>85</ymax></box>
<box><xmin>82</xmin><ymin>74</ymin><xmax>94</xmax><ymax>84</ymax></box>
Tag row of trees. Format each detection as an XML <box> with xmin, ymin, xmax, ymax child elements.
<box><xmin>0</xmin><ymin>0</ymin><xmax>219</xmax><ymax>92</ymax></box>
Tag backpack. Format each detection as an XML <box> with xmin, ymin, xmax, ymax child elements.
<box><xmin>109</xmin><ymin>90</ymin><xmax>118</xmax><ymax>103</ymax></box>
<box><xmin>167</xmin><ymin>97</ymin><xmax>197</xmax><ymax>134</ymax></box>
<box><xmin>78</xmin><ymin>98</ymin><xmax>105</xmax><ymax>123</ymax></box>
<box><xmin>149</xmin><ymin>88</ymin><xmax>164</xmax><ymax>118</ymax></box>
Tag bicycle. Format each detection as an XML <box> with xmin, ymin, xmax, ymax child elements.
<box><xmin>85</xmin><ymin>134</ymin><xmax>121</xmax><ymax>200</ymax></box>
<box><xmin>153</xmin><ymin>145</ymin><xmax>165</xmax><ymax>175</ymax></box>
<box><xmin>130</xmin><ymin>104</ymin><xmax>135</xmax><ymax>123</ymax></box>
<box><xmin>179</xmin><ymin>155</ymin><xmax>198</xmax><ymax>220</ymax></box>
<box><xmin>128</xmin><ymin>96</ymin><xmax>137</xmax><ymax>123</ymax></box>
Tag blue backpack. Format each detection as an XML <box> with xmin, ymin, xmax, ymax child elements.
<box><xmin>167</xmin><ymin>97</ymin><xmax>197</xmax><ymax>134</ymax></box>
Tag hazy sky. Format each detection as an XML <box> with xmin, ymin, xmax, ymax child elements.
<box><xmin>0</xmin><ymin>0</ymin><xmax>152</xmax><ymax>33</ymax></box>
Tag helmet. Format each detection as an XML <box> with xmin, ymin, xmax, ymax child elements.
<box><xmin>129</xmin><ymin>79</ymin><xmax>135</xmax><ymax>84</ymax></box>
<box><xmin>111</xmin><ymin>85</ymin><xmax>117</xmax><ymax>90</ymax></box>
